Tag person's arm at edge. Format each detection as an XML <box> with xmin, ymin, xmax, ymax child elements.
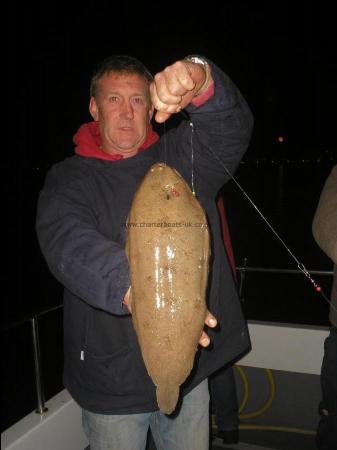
<box><xmin>312</xmin><ymin>165</ymin><xmax>337</xmax><ymax>264</ymax></box>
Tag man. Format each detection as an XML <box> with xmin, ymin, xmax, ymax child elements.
<box><xmin>36</xmin><ymin>54</ymin><xmax>253</xmax><ymax>449</ymax></box>
<box><xmin>312</xmin><ymin>165</ymin><xmax>337</xmax><ymax>450</ymax></box>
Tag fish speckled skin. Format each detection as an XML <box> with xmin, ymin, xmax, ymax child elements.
<box><xmin>126</xmin><ymin>163</ymin><xmax>210</xmax><ymax>414</ymax></box>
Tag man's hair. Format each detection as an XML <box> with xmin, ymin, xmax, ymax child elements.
<box><xmin>90</xmin><ymin>55</ymin><xmax>153</xmax><ymax>97</ymax></box>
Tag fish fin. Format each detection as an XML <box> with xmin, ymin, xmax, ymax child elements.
<box><xmin>156</xmin><ymin>384</ymin><xmax>179</xmax><ymax>415</ymax></box>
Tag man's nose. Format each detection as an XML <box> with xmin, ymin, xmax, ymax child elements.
<box><xmin>120</xmin><ymin>101</ymin><xmax>134</xmax><ymax>119</ymax></box>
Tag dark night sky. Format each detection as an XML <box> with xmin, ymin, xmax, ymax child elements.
<box><xmin>8</xmin><ymin>1</ymin><xmax>337</xmax><ymax>168</ymax></box>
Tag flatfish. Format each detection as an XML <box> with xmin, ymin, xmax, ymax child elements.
<box><xmin>126</xmin><ymin>162</ymin><xmax>210</xmax><ymax>414</ymax></box>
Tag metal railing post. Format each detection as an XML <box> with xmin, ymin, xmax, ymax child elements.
<box><xmin>31</xmin><ymin>316</ymin><xmax>48</xmax><ymax>414</ymax></box>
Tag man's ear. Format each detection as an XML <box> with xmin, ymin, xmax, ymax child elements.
<box><xmin>89</xmin><ymin>97</ymin><xmax>99</xmax><ymax>121</ymax></box>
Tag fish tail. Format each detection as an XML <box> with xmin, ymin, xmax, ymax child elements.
<box><xmin>156</xmin><ymin>384</ymin><xmax>179</xmax><ymax>415</ymax></box>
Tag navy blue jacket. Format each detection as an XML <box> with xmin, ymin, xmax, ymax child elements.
<box><xmin>36</xmin><ymin>59</ymin><xmax>253</xmax><ymax>414</ymax></box>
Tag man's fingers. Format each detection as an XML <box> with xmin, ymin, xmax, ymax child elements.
<box><xmin>155</xmin><ymin>111</ymin><xmax>173</xmax><ymax>123</ymax></box>
<box><xmin>150</xmin><ymin>82</ymin><xmax>181</xmax><ymax>114</ymax></box>
<box><xmin>150</xmin><ymin>62</ymin><xmax>196</xmax><ymax>118</ymax></box>
<box><xmin>153</xmin><ymin>72</ymin><xmax>184</xmax><ymax>105</ymax></box>
<box><xmin>205</xmin><ymin>311</ymin><xmax>217</xmax><ymax>328</ymax></box>
<box><xmin>198</xmin><ymin>311</ymin><xmax>217</xmax><ymax>347</ymax></box>
<box><xmin>151</xmin><ymin>82</ymin><xmax>183</xmax><ymax>123</ymax></box>
<box><xmin>164</xmin><ymin>63</ymin><xmax>195</xmax><ymax>96</ymax></box>
<box><xmin>123</xmin><ymin>287</ymin><xmax>132</xmax><ymax>313</ymax></box>
<box><xmin>170</xmin><ymin>61</ymin><xmax>196</xmax><ymax>91</ymax></box>
<box><xmin>199</xmin><ymin>331</ymin><xmax>210</xmax><ymax>347</ymax></box>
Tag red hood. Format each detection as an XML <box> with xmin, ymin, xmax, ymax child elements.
<box><xmin>73</xmin><ymin>121</ymin><xmax>159</xmax><ymax>160</ymax></box>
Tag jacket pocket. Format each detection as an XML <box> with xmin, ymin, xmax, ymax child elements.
<box><xmin>79</xmin><ymin>345</ymin><xmax>151</xmax><ymax>396</ymax></box>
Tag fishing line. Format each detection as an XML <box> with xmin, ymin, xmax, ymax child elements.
<box><xmin>161</xmin><ymin>114</ymin><xmax>195</xmax><ymax>194</ymax></box>
<box><xmin>163</xmin><ymin>121</ymin><xmax>167</xmax><ymax>165</ymax></box>
<box><xmin>187</xmin><ymin>117</ymin><xmax>335</xmax><ymax>312</ymax></box>
<box><xmin>189</xmin><ymin>121</ymin><xmax>196</xmax><ymax>196</ymax></box>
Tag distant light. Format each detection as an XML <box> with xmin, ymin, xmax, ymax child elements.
<box><xmin>277</xmin><ymin>136</ymin><xmax>286</xmax><ymax>143</ymax></box>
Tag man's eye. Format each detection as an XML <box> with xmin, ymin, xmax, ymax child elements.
<box><xmin>133</xmin><ymin>97</ymin><xmax>143</xmax><ymax>104</ymax></box>
<box><xmin>109</xmin><ymin>96</ymin><xmax>119</xmax><ymax>103</ymax></box>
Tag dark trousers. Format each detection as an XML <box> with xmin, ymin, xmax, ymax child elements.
<box><xmin>316</xmin><ymin>326</ymin><xmax>337</xmax><ymax>450</ymax></box>
<box><xmin>209</xmin><ymin>365</ymin><xmax>239</xmax><ymax>431</ymax></box>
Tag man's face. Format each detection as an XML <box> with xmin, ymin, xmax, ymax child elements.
<box><xmin>89</xmin><ymin>72</ymin><xmax>154</xmax><ymax>158</ymax></box>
